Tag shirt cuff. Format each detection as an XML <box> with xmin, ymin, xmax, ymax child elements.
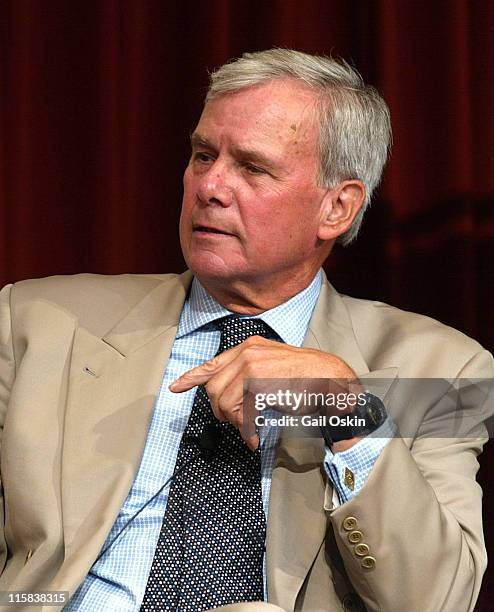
<box><xmin>323</xmin><ymin>417</ymin><xmax>396</xmax><ymax>503</ymax></box>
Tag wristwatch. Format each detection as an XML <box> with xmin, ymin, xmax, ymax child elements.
<box><xmin>320</xmin><ymin>392</ymin><xmax>388</xmax><ymax>447</ymax></box>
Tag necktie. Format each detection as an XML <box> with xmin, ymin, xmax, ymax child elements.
<box><xmin>140</xmin><ymin>316</ymin><xmax>279</xmax><ymax>612</ymax></box>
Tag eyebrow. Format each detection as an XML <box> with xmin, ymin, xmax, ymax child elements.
<box><xmin>190</xmin><ymin>132</ymin><xmax>278</xmax><ymax>171</ymax></box>
<box><xmin>190</xmin><ymin>133</ymin><xmax>213</xmax><ymax>149</ymax></box>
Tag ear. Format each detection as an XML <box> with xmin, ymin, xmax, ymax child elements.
<box><xmin>317</xmin><ymin>180</ymin><xmax>366</xmax><ymax>241</ymax></box>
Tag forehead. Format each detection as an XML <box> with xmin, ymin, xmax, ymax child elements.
<box><xmin>195</xmin><ymin>80</ymin><xmax>320</xmax><ymax>160</ymax></box>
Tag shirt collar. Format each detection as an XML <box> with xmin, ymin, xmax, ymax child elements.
<box><xmin>177</xmin><ymin>270</ymin><xmax>322</xmax><ymax>347</ymax></box>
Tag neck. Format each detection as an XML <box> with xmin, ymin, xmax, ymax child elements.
<box><xmin>198</xmin><ymin>268</ymin><xmax>321</xmax><ymax>314</ymax></box>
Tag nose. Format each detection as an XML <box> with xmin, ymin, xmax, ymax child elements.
<box><xmin>196</xmin><ymin>161</ymin><xmax>234</xmax><ymax>208</ymax></box>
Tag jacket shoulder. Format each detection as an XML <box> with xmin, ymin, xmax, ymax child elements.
<box><xmin>341</xmin><ymin>294</ymin><xmax>489</xmax><ymax>375</ymax></box>
<box><xmin>7</xmin><ymin>272</ymin><xmax>184</xmax><ymax>337</ymax></box>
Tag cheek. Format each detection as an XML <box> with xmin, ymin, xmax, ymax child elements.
<box><xmin>178</xmin><ymin>200</ymin><xmax>189</xmax><ymax>234</ymax></box>
<box><xmin>180</xmin><ymin>171</ymin><xmax>196</xmax><ymax>219</ymax></box>
<box><xmin>261</xmin><ymin>191</ymin><xmax>319</xmax><ymax>231</ymax></box>
<box><xmin>255</xmin><ymin>197</ymin><xmax>320</xmax><ymax>254</ymax></box>
<box><xmin>181</xmin><ymin>171</ymin><xmax>193</xmax><ymax>201</ymax></box>
<box><xmin>182</xmin><ymin>162</ymin><xmax>200</xmax><ymax>194</ymax></box>
<box><xmin>179</xmin><ymin>200</ymin><xmax>194</xmax><ymax>250</ymax></box>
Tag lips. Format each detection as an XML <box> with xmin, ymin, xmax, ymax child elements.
<box><xmin>193</xmin><ymin>224</ymin><xmax>235</xmax><ymax>236</ymax></box>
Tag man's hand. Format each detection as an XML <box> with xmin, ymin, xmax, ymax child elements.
<box><xmin>169</xmin><ymin>336</ymin><xmax>359</xmax><ymax>451</ymax></box>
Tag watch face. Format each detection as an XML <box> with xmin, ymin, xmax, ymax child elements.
<box><xmin>368</xmin><ymin>402</ymin><xmax>383</xmax><ymax>426</ymax></box>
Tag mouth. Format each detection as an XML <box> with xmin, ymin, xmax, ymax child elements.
<box><xmin>193</xmin><ymin>225</ymin><xmax>235</xmax><ymax>236</ymax></box>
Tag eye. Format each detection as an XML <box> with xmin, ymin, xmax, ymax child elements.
<box><xmin>244</xmin><ymin>163</ymin><xmax>266</xmax><ymax>175</ymax></box>
<box><xmin>193</xmin><ymin>151</ymin><xmax>215</xmax><ymax>163</ymax></box>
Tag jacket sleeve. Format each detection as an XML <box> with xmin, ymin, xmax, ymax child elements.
<box><xmin>329</xmin><ymin>348</ymin><xmax>494</xmax><ymax>612</ymax></box>
<box><xmin>0</xmin><ymin>284</ymin><xmax>15</xmax><ymax>573</ymax></box>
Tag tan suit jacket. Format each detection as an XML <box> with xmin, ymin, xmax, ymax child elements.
<box><xmin>0</xmin><ymin>271</ymin><xmax>492</xmax><ymax>612</ymax></box>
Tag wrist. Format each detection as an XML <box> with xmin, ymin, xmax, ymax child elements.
<box><xmin>331</xmin><ymin>437</ymin><xmax>362</xmax><ymax>453</ymax></box>
<box><xmin>319</xmin><ymin>392</ymin><xmax>388</xmax><ymax>447</ymax></box>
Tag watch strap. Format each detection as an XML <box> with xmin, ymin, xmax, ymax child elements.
<box><xmin>320</xmin><ymin>392</ymin><xmax>387</xmax><ymax>446</ymax></box>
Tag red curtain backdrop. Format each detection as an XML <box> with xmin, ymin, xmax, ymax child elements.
<box><xmin>1</xmin><ymin>0</ymin><xmax>493</xmax><ymax>607</ymax></box>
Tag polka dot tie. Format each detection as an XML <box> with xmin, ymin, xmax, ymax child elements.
<box><xmin>140</xmin><ymin>316</ymin><xmax>279</xmax><ymax>612</ymax></box>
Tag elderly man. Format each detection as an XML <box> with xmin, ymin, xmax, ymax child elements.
<box><xmin>0</xmin><ymin>49</ymin><xmax>491</xmax><ymax>612</ymax></box>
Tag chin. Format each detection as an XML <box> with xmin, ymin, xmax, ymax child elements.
<box><xmin>184</xmin><ymin>250</ymin><xmax>241</xmax><ymax>283</ymax></box>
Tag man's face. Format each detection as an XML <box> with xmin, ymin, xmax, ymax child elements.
<box><xmin>180</xmin><ymin>79</ymin><xmax>330</xmax><ymax>298</ymax></box>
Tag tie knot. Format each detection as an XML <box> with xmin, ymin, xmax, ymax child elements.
<box><xmin>214</xmin><ymin>316</ymin><xmax>277</xmax><ymax>353</ymax></box>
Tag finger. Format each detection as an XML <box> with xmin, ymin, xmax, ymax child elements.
<box><xmin>169</xmin><ymin>347</ymin><xmax>243</xmax><ymax>392</ymax></box>
<box><xmin>244</xmin><ymin>433</ymin><xmax>260</xmax><ymax>451</ymax></box>
<box><xmin>218</xmin><ymin>393</ymin><xmax>259</xmax><ymax>450</ymax></box>
<box><xmin>169</xmin><ymin>363</ymin><xmax>215</xmax><ymax>392</ymax></box>
<box><xmin>215</xmin><ymin>374</ymin><xmax>260</xmax><ymax>452</ymax></box>
<box><xmin>206</xmin><ymin>359</ymin><xmax>247</xmax><ymax>420</ymax></box>
<box><xmin>169</xmin><ymin>335</ymin><xmax>272</xmax><ymax>392</ymax></box>
<box><xmin>213</xmin><ymin>372</ymin><xmax>245</xmax><ymax>424</ymax></box>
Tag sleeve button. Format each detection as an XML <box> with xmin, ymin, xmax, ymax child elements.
<box><xmin>342</xmin><ymin>516</ymin><xmax>358</xmax><ymax>531</ymax></box>
<box><xmin>354</xmin><ymin>543</ymin><xmax>370</xmax><ymax>557</ymax></box>
<box><xmin>347</xmin><ymin>530</ymin><xmax>363</xmax><ymax>544</ymax></box>
<box><xmin>361</xmin><ymin>555</ymin><xmax>376</xmax><ymax>569</ymax></box>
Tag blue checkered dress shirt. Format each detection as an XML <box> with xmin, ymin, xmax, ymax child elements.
<box><xmin>66</xmin><ymin>271</ymin><xmax>390</xmax><ymax>611</ymax></box>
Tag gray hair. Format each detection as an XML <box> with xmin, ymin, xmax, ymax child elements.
<box><xmin>206</xmin><ymin>48</ymin><xmax>392</xmax><ymax>245</ymax></box>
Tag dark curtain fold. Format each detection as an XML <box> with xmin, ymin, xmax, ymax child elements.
<box><xmin>1</xmin><ymin>0</ymin><xmax>493</xmax><ymax>607</ymax></box>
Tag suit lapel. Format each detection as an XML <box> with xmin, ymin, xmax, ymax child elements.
<box><xmin>266</xmin><ymin>276</ymin><xmax>395</xmax><ymax>610</ymax></box>
<box><xmin>266</xmin><ymin>433</ymin><xmax>327</xmax><ymax>611</ymax></box>
<box><xmin>54</xmin><ymin>272</ymin><xmax>193</xmax><ymax>591</ymax></box>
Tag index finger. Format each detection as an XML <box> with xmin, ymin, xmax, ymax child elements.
<box><xmin>169</xmin><ymin>342</ymin><xmax>245</xmax><ymax>392</ymax></box>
